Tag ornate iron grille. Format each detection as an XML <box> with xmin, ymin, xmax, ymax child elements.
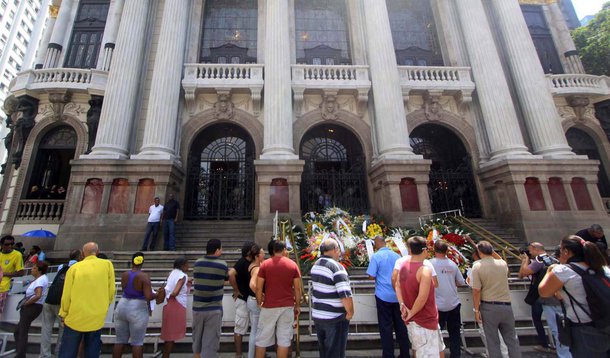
<box><xmin>185</xmin><ymin>131</ymin><xmax>255</xmax><ymax>219</ymax></box>
<box><xmin>300</xmin><ymin>125</ymin><xmax>369</xmax><ymax>214</ymax></box>
<box><xmin>428</xmin><ymin>163</ymin><xmax>481</xmax><ymax>217</ymax></box>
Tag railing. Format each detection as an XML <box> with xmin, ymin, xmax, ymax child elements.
<box><xmin>547</xmin><ymin>74</ymin><xmax>609</xmax><ymax>96</ymax></box>
<box><xmin>450</xmin><ymin>216</ymin><xmax>521</xmax><ymax>260</ymax></box>
<box><xmin>16</xmin><ymin>200</ymin><xmax>64</xmax><ymax>222</ymax></box>
<box><xmin>399</xmin><ymin>66</ymin><xmax>472</xmax><ymax>83</ymax></box>
<box><xmin>184</xmin><ymin>63</ymin><xmax>264</xmax><ymax>81</ymax></box>
<box><xmin>418</xmin><ymin>209</ymin><xmax>462</xmax><ymax>227</ymax></box>
<box><xmin>292</xmin><ymin>64</ymin><xmax>369</xmax><ymax>82</ymax></box>
<box><xmin>32</xmin><ymin>68</ymin><xmax>93</xmax><ymax>84</ymax></box>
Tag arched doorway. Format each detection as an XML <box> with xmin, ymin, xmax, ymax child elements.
<box><xmin>300</xmin><ymin>124</ymin><xmax>368</xmax><ymax>213</ymax></box>
<box><xmin>410</xmin><ymin>124</ymin><xmax>481</xmax><ymax>217</ymax></box>
<box><xmin>26</xmin><ymin>126</ymin><xmax>77</xmax><ymax>199</ymax></box>
<box><xmin>185</xmin><ymin>123</ymin><xmax>255</xmax><ymax>219</ymax></box>
<box><xmin>566</xmin><ymin>128</ymin><xmax>610</xmax><ymax>197</ymax></box>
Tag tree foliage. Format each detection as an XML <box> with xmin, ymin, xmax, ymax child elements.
<box><xmin>572</xmin><ymin>2</ymin><xmax>610</xmax><ymax>76</ymax></box>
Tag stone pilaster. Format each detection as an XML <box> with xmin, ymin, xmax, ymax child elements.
<box><xmin>97</xmin><ymin>0</ymin><xmax>126</xmax><ymax>71</ymax></box>
<box><xmin>455</xmin><ymin>0</ymin><xmax>531</xmax><ymax>161</ymax></box>
<box><xmin>132</xmin><ymin>0</ymin><xmax>189</xmax><ymax>161</ymax></box>
<box><xmin>86</xmin><ymin>0</ymin><xmax>149</xmax><ymax>159</ymax></box>
<box><xmin>43</xmin><ymin>0</ymin><xmax>74</xmax><ymax>68</ymax></box>
<box><xmin>362</xmin><ymin>0</ymin><xmax>417</xmax><ymax>161</ymax></box>
<box><xmin>34</xmin><ymin>6</ymin><xmax>56</xmax><ymax>69</ymax></box>
<box><xmin>490</xmin><ymin>0</ymin><xmax>575</xmax><ymax>158</ymax></box>
<box><xmin>260</xmin><ymin>0</ymin><xmax>297</xmax><ymax>160</ymax></box>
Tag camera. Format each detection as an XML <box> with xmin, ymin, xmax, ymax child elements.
<box><xmin>535</xmin><ymin>253</ymin><xmax>559</xmax><ymax>266</ymax></box>
<box><xmin>519</xmin><ymin>246</ymin><xmax>530</xmax><ymax>258</ymax></box>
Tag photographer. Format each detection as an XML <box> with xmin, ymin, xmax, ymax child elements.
<box><xmin>519</xmin><ymin>243</ymin><xmax>567</xmax><ymax>357</ymax></box>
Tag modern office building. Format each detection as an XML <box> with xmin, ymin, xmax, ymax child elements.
<box><xmin>2</xmin><ymin>0</ymin><xmax>609</xmax><ymax>250</ymax></box>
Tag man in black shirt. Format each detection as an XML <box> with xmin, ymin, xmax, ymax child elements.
<box><xmin>163</xmin><ymin>194</ymin><xmax>180</xmax><ymax>251</ymax></box>
<box><xmin>228</xmin><ymin>241</ymin><xmax>256</xmax><ymax>358</ymax></box>
<box><xmin>576</xmin><ymin>224</ymin><xmax>607</xmax><ymax>252</ymax></box>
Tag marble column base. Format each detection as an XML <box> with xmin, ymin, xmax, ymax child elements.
<box><xmin>253</xmin><ymin>159</ymin><xmax>305</xmax><ymax>246</ymax></box>
<box><xmin>368</xmin><ymin>158</ymin><xmax>432</xmax><ymax>227</ymax></box>
<box><xmin>477</xmin><ymin>158</ymin><xmax>610</xmax><ymax>247</ymax></box>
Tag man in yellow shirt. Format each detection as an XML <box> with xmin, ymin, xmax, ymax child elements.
<box><xmin>58</xmin><ymin>242</ymin><xmax>115</xmax><ymax>358</ymax></box>
<box><xmin>0</xmin><ymin>235</ymin><xmax>24</xmax><ymax>319</ymax></box>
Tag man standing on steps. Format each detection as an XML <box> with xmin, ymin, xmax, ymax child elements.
<box><xmin>0</xmin><ymin>235</ymin><xmax>24</xmax><ymax>319</ymax></box>
<box><xmin>142</xmin><ymin>197</ymin><xmax>163</xmax><ymax>251</ymax></box>
<box><xmin>367</xmin><ymin>235</ymin><xmax>410</xmax><ymax>358</ymax></box>
<box><xmin>311</xmin><ymin>238</ymin><xmax>354</xmax><ymax>358</ymax></box>
<box><xmin>163</xmin><ymin>193</ymin><xmax>180</xmax><ymax>251</ymax></box>
<box><xmin>472</xmin><ymin>241</ymin><xmax>522</xmax><ymax>358</ymax></box>
<box><xmin>229</xmin><ymin>241</ymin><xmax>256</xmax><ymax>358</ymax></box>
<box><xmin>192</xmin><ymin>239</ymin><xmax>228</xmax><ymax>358</ymax></box>
<box><xmin>255</xmin><ymin>241</ymin><xmax>302</xmax><ymax>358</ymax></box>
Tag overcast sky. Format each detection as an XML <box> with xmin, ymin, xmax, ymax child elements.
<box><xmin>572</xmin><ymin>0</ymin><xmax>606</xmax><ymax>19</ymax></box>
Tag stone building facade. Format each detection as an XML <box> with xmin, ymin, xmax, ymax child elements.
<box><xmin>2</xmin><ymin>0</ymin><xmax>609</xmax><ymax>250</ymax></box>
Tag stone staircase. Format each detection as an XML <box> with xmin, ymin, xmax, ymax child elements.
<box><xmin>175</xmin><ymin>220</ymin><xmax>256</xmax><ymax>251</ymax></box>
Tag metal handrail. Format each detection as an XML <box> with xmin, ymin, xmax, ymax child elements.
<box><xmin>450</xmin><ymin>216</ymin><xmax>521</xmax><ymax>260</ymax></box>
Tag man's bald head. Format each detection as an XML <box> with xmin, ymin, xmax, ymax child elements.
<box><xmin>82</xmin><ymin>242</ymin><xmax>99</xmax><ymax>257</ymax></box>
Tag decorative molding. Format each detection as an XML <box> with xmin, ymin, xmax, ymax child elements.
<box><xmin>319</xmin><ymin>94</ymin><xmax>339</xmax><ymax>121</ymax></box>
<box><xmin>213</xmin><ymin>92</ymin><xmax>235</xmax><ymax>121</ymax></box>
<box><xmin>48</xmin><ymin>91</ymin><xmax>72</xmax><ymax>120</ymax></box>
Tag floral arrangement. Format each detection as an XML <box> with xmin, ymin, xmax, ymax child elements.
<box><xmin>421</xmin><ymin>219</ymin><xmax>475</xmax><ymax>273</ymax></box>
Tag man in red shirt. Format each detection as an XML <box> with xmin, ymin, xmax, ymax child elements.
<box><xmin>395</xmin><ymin>236</ymin><xmax>445</xmax><ymax>357</ymax></box>
<box><xmin>255</xmin><ymin>241</ymin><xmax>301</xmax><ymax>358</ymax></box>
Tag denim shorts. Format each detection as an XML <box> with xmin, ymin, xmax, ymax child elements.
<box><xmin>114</xmin><ymin>298</ymin><xmax>150</xmax><ymax>346</ymax></box>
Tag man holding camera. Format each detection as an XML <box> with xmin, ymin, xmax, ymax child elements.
<box><xmin>518</xmin><ymin>242</ymin><xmax>568</xmax><ymax>357</ymax></box>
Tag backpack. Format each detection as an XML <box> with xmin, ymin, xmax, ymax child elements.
<box><xmin>524</xmin><ymin>254</ymin><xmax>559</xmax><ymax>305</ymax></box>
<box><xmin>564</xmin><ymin>263</ymin><xmax>610</xmax><ymax>336</ymax></box>
<box><xmin>45</xmin><ymin>264</ymin><xmax>70</xmax><ymax>305</ymax></box>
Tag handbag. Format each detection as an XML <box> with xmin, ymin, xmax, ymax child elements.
<box><xmin>155</xmin><ymin>287</ymin><xmax>166</xmax><ymax>305</ymax></box>
<box><xmin>16</xmin><ymin>297</ymin><xmax>28</xmax><ymax>311</ymax></box>
<box><xmin>555</xmin><ymin>306</ymin><xmax>572</xmax><ymax>346</ymax></box>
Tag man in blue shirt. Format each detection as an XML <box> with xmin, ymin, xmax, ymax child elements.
<box><xmin>367</xmin><ymin>236</ymin><xmax>410</xmax><ymax>358</ymax></box>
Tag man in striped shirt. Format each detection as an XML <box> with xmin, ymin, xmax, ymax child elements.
<box><xmin>311</xmin><ymin>238</ymin><xmax>354</xmax><ymax>358</ymax></box>
<box><xmin>192</xmin><ymin>239</ymin><xmax>228</xmax><ymax>358</ymax></box>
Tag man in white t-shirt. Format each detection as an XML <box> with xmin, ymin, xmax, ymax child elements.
<box><xmin>391</xmin><ymin>251</ymin><xmax>438</xmax><ymax>289</ymax></box>
<box><xmin>141</xmin><ymin>197</ymin><xmax>164</xmax><ymax>251</ymax></box>
<box><xmin>430</xmin><ymin>240</ymin><xmax>466</xmax><ymax>358</ymax></box>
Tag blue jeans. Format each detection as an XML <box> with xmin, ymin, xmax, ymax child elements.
<box><xmin>142</xmin><ymin>222</ymin><xmax>160</xmax><ymax>250</ymax></box>
<box><xmin>314</xmin><ymin>318</ymin><xmax>349</xmax><ymax>358</ymax></box>
<box><xmin>376</xmin><ymin>296</ymin><xmax>410</xmax><ymax>358</ymax></box>
<box><xmin>541</xmin><ymin>305</ymin><xmax>572</xmax><ymax>358</ymax></box>
<box><xmin>58</xmin><ymin>325</ymin><xmax>102</xmax><ymax>358</ymax></box>
<box><xmin>163</xmin><ymin>219</ymin><xmax>176</xmax><ymax>250</ymax></box>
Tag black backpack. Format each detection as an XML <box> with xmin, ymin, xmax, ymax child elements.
<box><xmin>45</xmin><ymin>264</ymin><xmax>71</xmax><ymax>305</ymax></box>
<box><xmin>564</xmin><ymin>264</ymin><xmax>610</xmax><ymax>336</ymax></box>
<box><xmin>524</xmin><ymin>254</ymin><xmax>559</xmax><ymax>305</ymax></box>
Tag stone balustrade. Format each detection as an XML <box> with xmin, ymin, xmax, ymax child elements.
<box><xmin>547</xmin><ymin>74</ymin><xmax>610</xmax><ymax>98</ymax></box>
<box><xmin>9</xmin><ymin>68</ymin><xmax>108</xmax><ymax>98</ymax></box>
<box><xmin>291</xmin><ymin>64</ymin><xmax>371</xmax><ymax>115</ymax></box>
<box><xmin>16</xmin><ymin>200</ymin><xmax>64</xmax><ymax>223</ymax></box>
<box><xmin>398</xmin><ymin>66</ymin><xmax>475</xmax><ymax>104</ymax></box>
<box><xmin>182</xmin><ymin>63</ymin><xmax>264</xmax><ymax>114</ymax></box>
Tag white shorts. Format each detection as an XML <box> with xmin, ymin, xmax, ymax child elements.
<box><xmin>406</xmin><ymin>322</ymin><xmax>446</xmax><ymax>358</ymax></box>
<box><xmin>234</xmin><ymin>298</ymin><xmax>250</xmax><ymax>335</ymax></box>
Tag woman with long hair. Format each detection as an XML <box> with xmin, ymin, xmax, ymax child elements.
<box><xmin>160</xmin><ymin>257</ymin><xmax>189</xmax><ymax>358</ymax></box>
<box><xmin>247</xmin><ymin>244</ymin><xmax>265</xmax><ymax>358</ymax></box>
<box><xmin>15</xmin><ymin>261</ymin><xmax>48</xmax><ymax>358</ymax></box>
<box><xmin>113</xmin><ymin>252</ymin><xmax>164</xmax><ymax>358</ymax></box>
<box><xmin>539</xmin><ymin>235</ymin><xmax>610</xmax><ymax>357</ymax></box>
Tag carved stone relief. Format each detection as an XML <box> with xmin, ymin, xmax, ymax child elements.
<box><xmin>86</xmin><ymin>96</ymin><xmax>104</xmax><ymax>153</ymax></box>
<box><xmin>12</xmin><ymin>96</ymin><xmax>39</xmax><ymax>168</ymax></box>
<box><xmin>214</xmin><ymin>93</ymin><xmax>235</xmax><ymax>120</ymax></box>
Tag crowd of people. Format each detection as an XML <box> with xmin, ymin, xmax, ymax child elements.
<box><xmin>0</xmin><ymin>222</ymin><xmax>606</xmax><ymax>358</ymax></box>
<box><xmin>27</xmin><ymin>185</ymin><xmax>67</xmax><ymax>200</ymax></box>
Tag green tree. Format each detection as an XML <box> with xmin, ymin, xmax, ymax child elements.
<box><xmin>572</xmin><ymin>2</ymin><xmax>610</xmax><ymax>76</ymax></box>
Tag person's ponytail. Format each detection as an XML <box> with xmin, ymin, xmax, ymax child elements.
<box><xmin>582</xmin><ymin>241</ymin><xmax>607</xmax><ymax>274</ymax></box>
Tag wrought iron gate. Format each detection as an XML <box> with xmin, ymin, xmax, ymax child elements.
<box><xmin>428</xmin><ymin>163</ymin><xmax>480</xmax><ymax>217</ymax></box>
<box><xmin>301</xmin><ymin>164</ymin><xmax>369</xmax><ymax>214</ymax></box>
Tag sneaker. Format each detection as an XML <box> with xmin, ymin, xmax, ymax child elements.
<box><xmin>533</xmin><ymin>345</ymin><xmax>555</xmax><ymax>354</ymax></box>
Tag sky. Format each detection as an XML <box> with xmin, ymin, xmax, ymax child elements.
<box><xmin>572</xmin><ymin>0</ymin><xmax>606</xmax><ymax>19</ymax></box>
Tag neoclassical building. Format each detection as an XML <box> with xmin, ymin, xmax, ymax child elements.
<box><xmin>2</xmin><ymin>0</ymin><xmax>609</xmax><ymax>250</ymax></box>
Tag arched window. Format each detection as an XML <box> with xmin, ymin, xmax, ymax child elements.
<box><xmin>295</xmin><ymin>0</ymin><xmax>351</xmax><ymax>65</ymax></box>
<box><xmin>26</xmin><ymin>126</ymin><xmax>77</xmax><ymax>199</ymax></box>
<box><xmin>521</xmin><ymin>5</ymin><xmax>563</xmax><ymax>74</ymax></box>
<box><xmin>387</xmin><ymin>0</ymin><xmax>442</xmax><ymax>66</ymax></box>
<box><xmin>200</xmin><ymin>0</ymin><xmax>258</xmax><ymax>63</ymax></box>
<box><xmin>566</xmin><ymin>128</ymin><xmax>610</xmax><ymax>197</ymax></box>
<box><xmin>64</xmin><ymin>0</ymin><xmax>110</xmax><ymax>69</ymax></box>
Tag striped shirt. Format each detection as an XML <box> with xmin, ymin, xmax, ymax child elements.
<box><xmin>192</xmin><ymin>256</ymin><xmax>228</xmax><ymax>312</ymax></box>
<box><xmin>310</xmin><ymin>256</ymin><xmax>352</xmax><ymax>322</ymax></box>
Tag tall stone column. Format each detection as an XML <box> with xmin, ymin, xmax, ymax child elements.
<box><xmin>133</xmin><ymin>0</ymin><xmax>189</xmax><ymax>160</ymax></box>
<box><xmin>86</xmin><ymin>0</ymin><xmax>149</xmax><ymax>159</ymax></box>
<box><xmin>34</xmin><ymin>5</ymin><xmax>57</xmax><ymax>69</ymax></box>
<box><xmin>489</xmin><ymin>0</ymin><xmax>574</xmax><ymax>158</ymax></box>
<box><xmin>97</xmin><ymin>0</ymin><xmax>126</xmax><ymax>71</ymax></box>
<box><xmin>548</xmin><ymin>2</ymin><xmax>585</xmax><ymax>74</ymax></box>
<box><xmin>455</xmin><ymin>0</ymin><xmax>531</xmax><ymax>161</ymax></box>
<box><xmin>43</xmin><ymin>0</ymin><xmax>75</xmax><ymax>68</ymax></box>
<box><xmin>260</xmin><ymin>0</ymin><xmax>297</xmax><ymax>160</ymax></box>
<box><xmin>362</xmin><ymin>0</ymin><xmax>416</xmax><ymax>160</ymax></box>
